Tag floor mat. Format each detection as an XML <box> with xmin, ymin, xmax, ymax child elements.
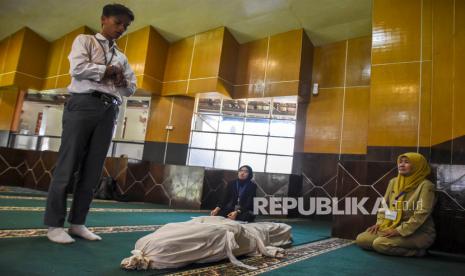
<box><xmin>263</xmin><ymin>244</ymin><xmax>465</xmax><ymax>276</ymax></box>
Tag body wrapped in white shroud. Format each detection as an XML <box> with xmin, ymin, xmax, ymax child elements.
<box><xmin>121</xmin><ymin>216</ymin><xmax>292</xmax><ymax>270</ymax></box>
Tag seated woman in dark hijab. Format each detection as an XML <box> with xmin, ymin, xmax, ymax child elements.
<box><xmin>210</xmin><ymin>165</ymin><xmax>257</xmax><ymax>222</ymax></box>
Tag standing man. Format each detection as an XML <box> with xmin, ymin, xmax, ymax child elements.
<box><xmin>44</xmin><ymin>4</ymin><xmax>136</xmax><ymax>244</ymax></box>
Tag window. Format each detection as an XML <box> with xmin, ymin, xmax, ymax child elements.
<box><xmin>187</xmin><ymin>96</ymin><xmax>297</xmax><ymax>174</ymax></box>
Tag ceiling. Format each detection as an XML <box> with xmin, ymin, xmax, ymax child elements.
<box><xmin>0</xmin><ymin>0</ymin><xmax>372</xmax><ymax>46</ymax></box>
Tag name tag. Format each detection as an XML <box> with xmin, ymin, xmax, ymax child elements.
<box><xmin>385</xmin><ymin>209</ymin><xmax>398</xmax><ymax>221</ymax></box>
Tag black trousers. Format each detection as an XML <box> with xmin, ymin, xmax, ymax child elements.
<box><xmin>44</xmin><ymin>93</ymin><xmax>118</xmax><ymax>227</ymax></box>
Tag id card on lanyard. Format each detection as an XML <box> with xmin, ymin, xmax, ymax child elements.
<box><xmin>234</xmin><ymin>181</ymin><xmax>247</xmax><ymax>211</ymax></box>
<box><xmin>386</xmin><ymin>191</ymin><xmax>406</xmax><ymax>221</ymax></box>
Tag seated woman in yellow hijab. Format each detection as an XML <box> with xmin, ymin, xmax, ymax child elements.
<box><xmin>356</xmin><ymin>152</ymin><xmax>436</xmax><ymax>256</ymax></box>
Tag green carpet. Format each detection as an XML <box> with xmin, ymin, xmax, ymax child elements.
<box><xmin>0</xmin><ymin>217</ymin><xmax>331</xmax><ymax>276</ymax></box>
<box><xmin>0</xmin><ymin>211</ymin><xmax>206</xmax><ymax>229</ymax></box>
<box><xmin>0</xmin><ymin>231</ymin><xmax>155</xmax><ymax>276</ymax></box>
<box><xmin>0</xmin><ymin>197</ymin><xmax>170</xmax><ymax>209</ymax></box>
<box><xmin>263</xmin><ymin>245</ymin><xmax>464</xmax><ymax>276</ymax></box>
<box><xmin>289</xmin><ymin>220</ymin><xmax>331</xmax><ymax>245</ymax></box>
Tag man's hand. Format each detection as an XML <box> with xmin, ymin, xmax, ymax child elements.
<box><xmin>210</xmin><ymin>207</ymin><xmax>220</xmax><ymax>216</ymax></box>
<box><xmin>113</xmin><ymin>70</ymin><xmax>127</xmax><ymax>87</ymax></box>
<box><xmin>227</xmin><ymin>211</ymin><xmax>238</xmax><ymax>220</ymax></box>
<box><xmin>366</xmin><ymin>224</ymin><xmax>380</xmax><ymax>234</ymax></box>
<box><xmin>380</xmin><ymin>228</ymin><xmax>400</xmax><ymax>238</ymax></box>
<box><xmin>103</xmin><ymin>65</ymin><xmax>120</xmax><ymax>79</ymax></box>
<box><xmin>103</xmin><ymin>65</ymin><xmax>127</xmax><ymax>87</ymax></box>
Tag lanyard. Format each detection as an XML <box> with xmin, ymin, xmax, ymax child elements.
<box><xmin>236</xmin><ymin>181</ymin><xmax>247</xmax><ymax>203</ymax></box>
<box><xmin>94</xmin><ymin>35</ymin><xmax>115</xmax><ymax>65</ymax></box>
<box><xmin>392</xmin><ymin>191</ymin><xmax>406</xmax><ymax>206</ymax></box>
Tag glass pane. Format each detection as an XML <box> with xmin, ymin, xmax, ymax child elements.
<box><xmin>267</xmin><ymin>137</ymin><xmax>294</xmax><ymax>155</ymax></box>
<box><xmin>247</xmin><ymin>99</ymin><xmax>271</xmax><ymax>117</ymax></box>
<box><xmin>214</xmin><ymin>151</ymin><xmax>240</xmax><ymax>170</ymax></box>
<box><xmin>217</xmin><ymin>134</ymin><xmax>242</xmax><ymax>151</ymax></box>
<box><xmin>40</xmin><ymin>137</ymin><xmax>61</xmax><ymax>152</ymax></box>
<box><xmin>114</xmin><ymin>142</ymin><xmax>144</xmax><ymax>160</ymax></box>
<box><xmin>266</xmin><ymin>155</ymin><xmax>293</xmax><ymax>174</ymax></box>
<box><xmin>13</xmin><ymin>135</ymin><xmax>38</xmax><ymax>150</ymax></box>
<box><xmin>218</xmin><ymin>117</ymin><xmax>244</xmax><ymax>134</ymax></box>
<box><xmin>244</xmin><ymin>118</ymin><xmax>269</xmax><ymax>135</ymax></box>
<box><xmin>198</xmin><ymin>98</ymin><xmax>221</xmax><ymax>113</ymax></box>
<box><xmin>242</xmin><ymin>135</ymin><xmax>268</xmax><ymax>153</ymax></box>
<box><xmin>190</xmin><ymin>132</ymin><xmax>217</xmax><ymax>149</ymax></box>
<box><xmin>222</xmin><ymin>99</ymin><xmax>246</xmax><ymax>116</ymax></box>
<box><xmin>192</xmin><ymin>114</ymin><xmax>219</xmax><ymax>132</ymax></box>
<box><xmin>188</xmin><ymin>149</ymin><xmax>214</xmax><ymax>167</ymax></box>
<box><xmin>272</xmin><ymin>100</ymin><xmax>297</xmax><ymax>119</ymax></box>
<box><xmin>269</xmin><ymin>120</ymin><xmax>296</xmax><ymax>137</ymax></box>
<box><xmin>240</xmin><ymin>153</ymin><xmax>265</xmax><ymax>172</ymax></box>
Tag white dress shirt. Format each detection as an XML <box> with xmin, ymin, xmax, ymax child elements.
<box><xmin>67</xmin><ymin>33</ymin><xmax>137</xmax><ymax>102</ymax></box>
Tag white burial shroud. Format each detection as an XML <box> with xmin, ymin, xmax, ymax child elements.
<box><xmin>121</xmin><ymin>216</ymin><xmax>292</xmax><ymax>270</ymax></box>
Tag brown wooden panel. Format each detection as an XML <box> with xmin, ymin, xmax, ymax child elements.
<box><xmin>44</xmin><ymin>37</ymin><xmax>65</xmax><ymax>80</ymax></box>
<box><xmin>0</xmin><ymin>87</ymin><xmax>19</xmax><ymax>130</ymax></box>
<box><xmin>215</xmin><ymin>78</ymin><xmax>234</xmax><ymax>98</ymax></box>
<box><xmin>187</xmin><ymin>78</ymin><xmax>217</xmax><ymax>96</ymax></box>
<box><xmin>304</xmin><ymin>88</ymin><xmax>344</xmax><ymax>153</ymax></box>
<box><xmin>234</xmin><ymin>38</ymin><xmax>267</xmax><ymax>85</ymax></box>
<box><xmin>162</xmin><ymin>81</ymin><xmax>188</xmax><ymax>96</ymax></box>
<box><xmin>3</xmin><ymin>28</ymin><xmax>24</xmax><ymax>73</ymax></box>
<box><xmin>312</xmin><ymin>40</ymin><xmax>346</xmax><ymax>89</ymax></box>
<box><xmin>58</xmin><ymin>26</ymin><xmax>93</xmax><ymax>76</ymax></box>
<box><xmin>346</xmin><ymin>36</ymin><xmax>371</xmax><ymax>87</ymax></box>
<box><xmin>265</xmin><ymin>81</ymin><xmax>299</xmax><ymax>97</ymax></box>
<box><xmin>266</xmin><ymin>29</ymin><xmax>302</xmax><ymax>83</ymax></box>
<box><xmin>368</xmin><ymin>62</ymin><xmax>420</xmax><ymax>147</ymax></box>
<box><xmin>372</xmin><ymin>0</ymin><xmax>421</xmax><ymax>64</ymax></box>
<box><xmin>125</xmin><ymin>26</ymin><xmax>150</xmax><ymax>76</ymax></box>
<box><xmin>116</xmin><ymin>35</ymin><xmax>128</xmax><ymax>53</ymax></box>
<box><xmin>218</xmin><ymin>28</ymin><xmax>239</xmax><ymax>84</ymax></box>
<box><xmin>0</xmin><ymin>37</ymin><xmax>9</xmax><ymax>75</ymax></box>
<box><xmin>190</xmin><ymin>27</ymin><xmax>223</xmax><ymax>79</ymax></box>
<box><xmin>13</xmin><ymin>73</ymin><xmax>42</xmax><ymax>91</ymax></box>
<box><xmin>145</xmin><ymin>96</ymin><xmax>171</xmax><ymax>142</ymax></box>
<box><xmin>16</xmin><ymin>27</ymin><xmax>49</xmax><ymax>79</ymax></box>
<box><xmin>298</xmin><ymin>32</ymin><xmax>314</xmax><ymax>100</ymax></box>
<box><xmin>169</xmin><ymin>96</ymin><xmax>195</xmax><ymax>144</ymax></box>
<box><xmin>341</xmin><ymin>87</ymin><xmax>370</xmax><ymax>154</ymax></box>
<box><xmin>144</xmin><ymin>26</ymin><xmax>169</xmax><ymax>84</ymax></box>
<box><xmin>163</xmin><ymin>36</ymin><xmax>194</xmax><ymax>81</ymax></box>
<box><xmin>140</xmin><ymin>75</ymin><xmax>163</xmax><ymax>95</ymax></box>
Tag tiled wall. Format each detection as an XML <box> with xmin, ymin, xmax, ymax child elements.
<box><xmin>330</xmin><ymin>0</ymin><xmax>465</xmax><ymax>254</ymax></box>
<box><xmin>368</xmin><ymin>0</ymin><xmax>465</xmax><ymax>164</ymax></box>
<box><xmin>305</xmin><ymin>36</ymin><xmax>371</xmax><ymax>156</ymax></box>
<box><xmin>300</xmin><ymin>35</ymin><xmax>371</xmax><ymax>202</ymax></box>
<box><xmin>143</xmin><ymin>96</ymin><xmax>195</xmax><ymax>165</ymax></box>
<box><xmin>0</xmin><ymin>147</ymin><xmax>204</xmax><ymax>209</ymax></box>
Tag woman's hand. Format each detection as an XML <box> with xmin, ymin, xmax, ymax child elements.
<box><xmin>210</xmin><ymin>207</ymin><xmax>220</xmax><ymax>216</ymax></box>
<box><xmin>227</xmin><ymin>211</ymin><xmax>238</xmax><ymax>220</ymax></box>
<box><xmin>380</xmin><ymin>229</ymin><xmax>400</xmax><ymax>238</ymax></box>
<box><xmin>366</xmin><ymin>224</ymin><xmax>380</xmax><ymax>234</ymax></box>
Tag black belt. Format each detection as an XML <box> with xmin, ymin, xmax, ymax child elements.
<box><xmin>91</xmin><ymin>91</ymin><xmax>120</xmax><ymax>105</ymax></box>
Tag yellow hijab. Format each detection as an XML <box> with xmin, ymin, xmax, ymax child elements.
<box><xmin>379</xmin><ymin>152</ymin><xmax>430</xmax><ymax>230</ymax></box>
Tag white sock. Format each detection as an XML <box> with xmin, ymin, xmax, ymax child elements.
<box><xmin>69</xmin><ymin>224</ymin><xmax>102</xmax><ymax>241</ymax></box>
<box><xmin>47</xmin><ymin>227</ymin><xmax>75</xmax><ymax>244</ymax></box>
